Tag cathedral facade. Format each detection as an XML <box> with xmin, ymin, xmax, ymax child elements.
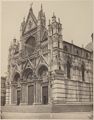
<box><xmin>6</xmin><ymin>5</ymin><xmax>93</xmax><ymax>106</ymax></box>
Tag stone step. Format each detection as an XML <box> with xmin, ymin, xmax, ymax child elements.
<box><xmin>2</xmin><ymin>104</ymin><xmax>93</xmax><ymax>113</ymax></box>
<box><xmin>2</xmin><ymin>104</ymin><xmax>52</xmax><ymax>113</ymax></box>
<box><xmin>2</xmin><ymin>112</ymin><xmax>93</xmax><ymax>119</ymax></box>
<box><xmin>52</xmin><ymin>104</ymin><xmax>93</xmax><ymax>113</ymax></box>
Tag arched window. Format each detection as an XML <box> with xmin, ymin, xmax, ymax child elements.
<box><xmin>81</xmin><ymin>62</ymin><xmax>85</xmax><ymax>81</ymax></box>
<box><xmin>37</xmin><ymin>65</ymin><xmax>48</xmax><ymax>82</ymax></box>
<box><xmin>25</xmin><ymin>36</ymin><xmax>36</xmax><ymax>56</ymax></box>
<box><xmin>13</xmin><ymin>73</ymin><xmax>20</xmax><ymax>82</ymax></box>
<box><xmin>76</xmin><ymin>50</ymin><xmax>79</xmax><ymax>55</ymax></box>
<box><xmin>64</xmin><ymin>45</ymin><xmax>68</xmax><ymax>52</ymax></box>
<box><xmin>13</xmin><ymin>72</ymin><xmax>21</xmax><ymax>88</ymax></box>
<box><xmin>23</xmin><ymin>68</ymin><xmax>33</xmax><ymax>81</ymax></box>
<box><xmin>86</xmin><ymin>53</ymin><xmax>88</xmax><ymax>58</ymax></box>
<box><xmin>67</xmin><ymin>60</ymin><xmax>71</xmax><ymax>78</ymax></box>
<box><xmin>26</xmin><ymin>72</ymin><xmax>33</xmax><ymax>80</ymax></box>
<box><xmin>38</xmin><ymin>65</ymin><xmax>48</xmax><ymax>78</ymax></box>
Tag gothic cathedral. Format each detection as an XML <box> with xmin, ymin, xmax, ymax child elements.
<box><xmin>6</xmin><ymin>4</ymin><xmax>93</xmax><ymax>106</ymax></box>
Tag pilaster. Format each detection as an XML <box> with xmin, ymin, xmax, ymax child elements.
<box><xmin>5</xmin><ymin>83</ymin><xmax>11</xmax><ymax>105</ymax></box>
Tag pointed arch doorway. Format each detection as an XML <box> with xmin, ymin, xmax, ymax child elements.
<box><xmin>28</xmin><ymin>85</ymin><xmax>34</xmax><ymax>105</ymax></box>
<box><xmin>42</xmin><ymin>86</ymin><xmax>48</xmax><ymax>104</ymax></box>
<box><xmin>17</xmin><ymin>90</ymin><xmax>21</xmax><ymax>105</ymax></box>
<box><xmin>37</xmin><ymin>64</ymin><xmax>49</xmax><ymax>105</ymax></box>
<box><xmin>23</xmin><ymin>68</ymin><xmax>34</xmax><ymax>105</ymax></box>
<box><xmin>13</xmin><ymin>72</ymin><xmax>21</xmax><ymax>105</ymax></box>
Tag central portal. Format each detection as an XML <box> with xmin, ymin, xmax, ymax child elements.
<box><xmin>28</xmin><ymin>85</ymin><xmax>34</xmax><ymax>105</ymax></box>
<box><xmin>42</xmin><ymin>86</ymin><xmax>48</xmax><ymax>104</ymax></box>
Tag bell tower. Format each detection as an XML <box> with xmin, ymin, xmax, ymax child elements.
<box><xmin>48</xmin><ymin>13</ymin><xmax>63</xmax><ymax>71</ymax></box>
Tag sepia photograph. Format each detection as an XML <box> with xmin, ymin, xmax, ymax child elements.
<box><xmin>1</xmin><ymin>0</ymin><xmax>93</xmax><ymax>119</ymax></box>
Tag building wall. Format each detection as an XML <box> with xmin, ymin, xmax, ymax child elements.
<box><xmin>50</xmin><ymin>44</ymin><xmax>93</xmax><ymax>103</ymax></box>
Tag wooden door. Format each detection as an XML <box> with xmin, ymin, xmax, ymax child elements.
<box><xmin>28</xmin><ymin>85</ymin><xmax>34</xmax><ymax>105</ymax></box>
<box><xmin>17</xmin><ymin>90</ymin><xmax>21</xmax><ymax>105</ymax></box>
<box><xmin>42</xmin><ymin>86</ymin><xmax>48</xmax><ymax>104</ymax></box>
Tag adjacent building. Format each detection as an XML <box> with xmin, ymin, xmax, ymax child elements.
<box><xmin>1</xmin><ymin>76</ymin><xmax>6</xmax><ymax>106</ymax></box>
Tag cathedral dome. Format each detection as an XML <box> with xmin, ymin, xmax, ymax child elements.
<box><xmin>85</xmin><ymin>42</ymin><xmax>93</xmax><ymax>51</ymax></box>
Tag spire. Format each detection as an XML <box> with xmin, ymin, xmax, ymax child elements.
<box><xmin>20</xmin><ymin>17</ymin><xmax>25</xmax><ymax>32</ymax></box>
<box><xmin>30</xmin><ymin>2</ymin><xmax>33</xmax><ymax>9</ymax></box>
<box><xmin>38</xmin><ymin>4</ymin><xmax>44</xmax><ymax>19</ymax></box>
<box><xmin>29</xmin><ymin>2</ymin><xmax>34</xmax><ymax>13</ymax></box>
<box><xmin>41</xmin><ymin>3</ymin><xmax>43</xmax><ymax>11</ymax></box>
<box><xmin>91</xmin><ymin>33</ymin><xmax>93</xmax><ymax>42</ymax></box>
<box><xmin>38</xmin><ymin>4</ymin><xmax>46</xmax><ymax>26</ymax></box>
<box><xmin>58</xmin><ymin>18</ymin><xmax>60</xmax><ymax>23</ymax></box>
<box><xmin>52</xmin><ymin>12</ymin><xmax>56</xmax><ymax>23</ymax></box>
<box><xmin>23</xmin><ymin>17</ymin><xmax>25</xmax><ymax>22</ymax></box>
<box><xmin>53</xmin><ymin>12</ymin><xmax>55</xmax><ymax>17</ymax></box>
<box><xmin>52</xmin><ymin>12</ymin><xmax>56</xmax><ymax>18</ymax></box>
<box><xmin>13</xmin><ymin>37</ymin><xmax>16</xmax><ymax>43</ymax></box>
<box><xmin>49</xmin><ymin>19</ymin><xmax>50</xmax><ymax>25</ymax></box>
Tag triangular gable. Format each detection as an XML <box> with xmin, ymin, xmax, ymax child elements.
<box><xmin>35</xmin><ymin>55</ymin><xmax>48</xmax><ymax>70</ymax></box>
<box><xmin>23</xmin><ymin>7</ymin><xmax>37</xmax><ymax>34</ymax></box>
<box><xmin>23</xmin><ymin>59</ymin><xmax>34</xmax><ymax>70</ymax></box>
<box><xmin>13</xmin><ymin>62</ymin><xmax>20</xmax><ymax>72</ymax></box>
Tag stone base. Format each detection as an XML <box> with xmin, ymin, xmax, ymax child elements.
<box><xmin>5</xmin><ymin>103</ymin><xmax>16</xmax><ymax>106</ymax></box>
<box><xmin>52</xmin><ymin>103</ymin><xmax>93</xmax><ymax>113</ymax></box>
<box><xmin>33</xmin><ymin>102</ymin><xmax>42</xmax><ymax>105</ymax></box>
<box><xmin>20</xmin><ymin>103</ymin><xmax>28</xmax><ymax>106</ymax></box>
<box><xmin>2</xmin><ymin>103</ymin><xmax>92</xmax><ymax>113</ymax></box>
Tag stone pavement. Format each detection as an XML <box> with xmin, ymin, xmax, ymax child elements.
<box><xmin>1</xmin><ymin>112</ymin><xmax>93</xmax><ymax>119</ymax></box>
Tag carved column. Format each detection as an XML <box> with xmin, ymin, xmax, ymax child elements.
<box><xmin>48</xmin><ymin>82</ymin><xmax>52</xmax><ymax>104</ymax></box>
<box><xmin>11</xmin><ymin>84</ymin><xmax>17</xmax><ymax>105</ymax></box>
<box><xmin>48</xmin><ymin>74</ymin><xmax>52</xmax><ymax>104</ymax></box>
<box><xmin>5</xmin><ymin>82</ymin><xmax>11</xmax><ymax>105</ymax></box>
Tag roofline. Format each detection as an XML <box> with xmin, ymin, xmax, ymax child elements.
<box><xmin>63</xmin><ymin>40</ymin><xmax>93</xmax><ymax>53</ymax></box>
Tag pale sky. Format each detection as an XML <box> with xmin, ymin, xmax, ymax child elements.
<box><xmin>1</xmin><ymin>0</ymin><xmax>93</xmax><ymax>76</ymax></box>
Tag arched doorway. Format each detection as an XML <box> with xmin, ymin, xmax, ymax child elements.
<box><xmin>23</xmin><ymin>68</ymin><xmax>34</xmax><ymax>105</ymax></box>
<box><xmin>23</xmin><ymin>68</ymin><xmax>33</xmax><ymax>81</ymax></box>
<box><xmin>38</xmin><ymin>65</ymin><xmax>48</xmax><ymax>104</ymax></box>
<box><xmin>13</xmin><ymin>72</ymin><xmax>20</xmax><ymax>105</ymax></box>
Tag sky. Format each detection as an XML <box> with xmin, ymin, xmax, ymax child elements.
<box><xmin>1</xmin><ymin>0</ymin><xmax>93</xmax><ymax>76</ymax></box>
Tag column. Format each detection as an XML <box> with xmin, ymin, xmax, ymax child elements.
<box><xmin>48</xmin><ymin>82</ymin><xmax>52</xmax><ymax>104</ymax></box>
<box><xmin>20</xmin><ymin>82</ymin><xmax>28</xmax><ymax>105</ymax></box>
<box><xmin>11</xmin><ymin>85</ymin><xmax>17</xmax><ymax>105</ymax></box>
<box><xmin>48</xmin><ymin>74</ymin><xmax>52</xmax><ymax>104</ymax></box>
<box><xmin>5</xmin><ymin>83</ymin><xmax>11</xmax><ymax>105</ymax></box>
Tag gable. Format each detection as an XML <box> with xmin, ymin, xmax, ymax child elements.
<box><xmin>23</xmin><ymin>7</ymin><xmax>37</xmax><ymax>34</ymax></box>
<box><xmin>35</xmin><ymin>55</ymin><xmax>48</xmax><ymax>70</ymax></box>
<box><xmin>23</xmin><ymin>59</ymin><xmax>34</xmax><ymax>70</ymax></box>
